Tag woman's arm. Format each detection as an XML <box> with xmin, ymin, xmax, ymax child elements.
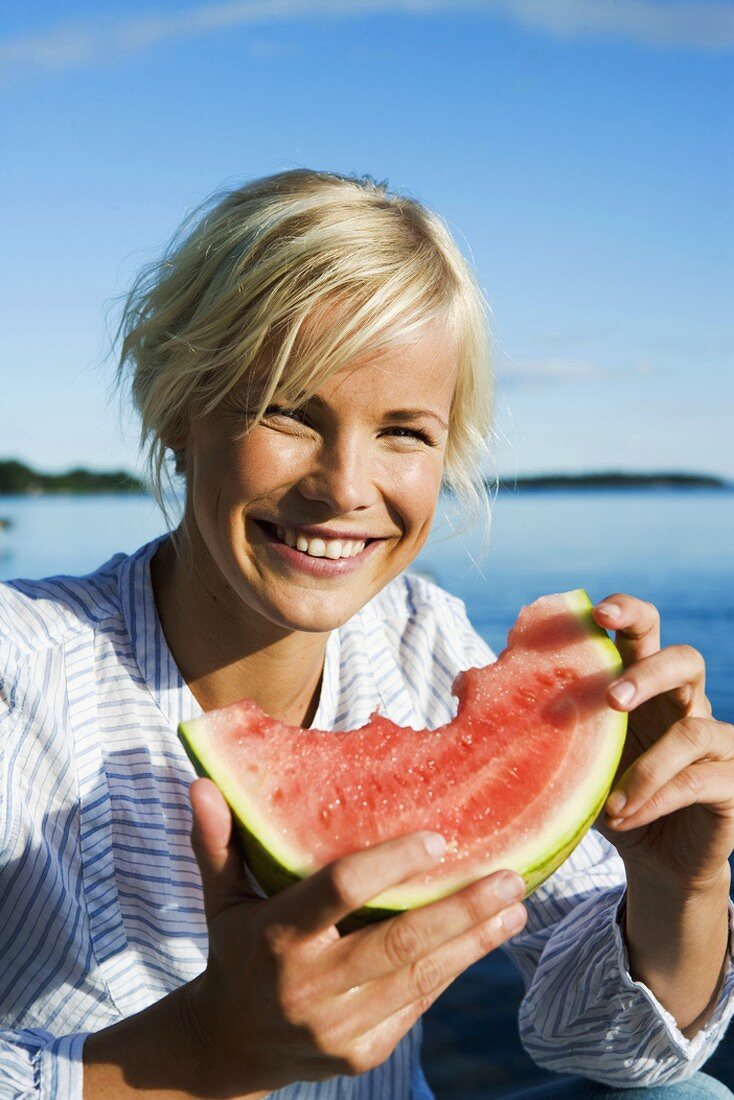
<box><xmin>593</xmin><ymin>595</ymin><xmax>734</xmax><ymax>1035</ymax></box>
<box><xmin>83</xmin><ymin>980</ymin><xmax>267</xmax><ymax>1099</ymax></box>
<box><xmin>503</xmin><ymin>835</ymin><xmax>734</xmax><ymax>1089</ymax></box>
<box><xmin>624</xmin><ymin>866</ymin><xmax>731</xmax><ymax>1039</ymax></box>
<box><xmin>83</xmin><ymin>778</ymin><xmax>528</xmax><ymax>1099</ymax></box>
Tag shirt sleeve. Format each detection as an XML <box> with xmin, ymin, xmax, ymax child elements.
<box><xmin>504</xmin><ymin>823</ymin><xmax>734</xmax><ymax>1087</ymax></box>
<box><xmin>0</xmin><ymin>1030</ymin><xmax>89</xmax><ymax>1100</ymax></box>
<box><xmin>1</xmin><ymin>638</ymin><xmax>90</xmax><ymax>1100</ymax></box>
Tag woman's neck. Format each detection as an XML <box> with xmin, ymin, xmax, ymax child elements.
<box><xmin>150</xmin><ymin>536</ymin><xmax>329</xmax><ymax>726</ymax></box>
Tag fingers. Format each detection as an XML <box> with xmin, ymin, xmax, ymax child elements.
<box><xmin>348</xmin><ymin>893</ymin><xmax>527</xmax><ymax>1031</ymax></box>
<box><xmin>189</xmin><ymin>778</ymin><xmax>254</xmax><ymax>921</ymax></box>
<box><xmin>326</xmin><ymin>870</ymin><xmax>526</xmax><ymax>992</ymax></box>
<box><xmin>355</xmin><ymin>974</ymin><xmax>456</xmax><ymax>1066</ymax></box>
<box><xmin>593</xmin><ymin>594</ymin><xmax>660</xmax><ymax>663</ymax></box>
<box><xmin>604</xmin><ymin>644</ymin><xmax>709</xmax><ymax>717</ymax></box>
<box><xmin>605</xmin><ymin>717</ymin><xmax>734</xmax><ymax>827</ymax></box>
<box><xmin>301</xmin><ymin>889</ymin><xmax>527</xmax><ymax>1070</ymax></box>
<box><xmin>273</xmin><ymin>831</ymin><xmax>448</xmax><ymax>935</ymax></box>
<box><xmin>311</xmin><ymin>975</ymin><xmax>455</xmax><ymax>1079</ymax></box>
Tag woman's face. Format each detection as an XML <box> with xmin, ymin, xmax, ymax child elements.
<box><xmin>182</xmin><ymin>321</ymin><xmax>459</xmax><ymax>637</ymax></box>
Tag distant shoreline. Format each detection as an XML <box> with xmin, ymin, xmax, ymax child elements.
<box><xmin>0</xmin><ymin>460</ymin><xmax>731</xmax><ymax>497</ymax></box>
<box><xmin>489</xmin><ymin>471</ymin><xmax>731</xmax><ymax>491</ymax></box>
<box><xmin>0</xmin><ymin>460</ymin><xmax>145</xmax><ymax>496</ymax></box>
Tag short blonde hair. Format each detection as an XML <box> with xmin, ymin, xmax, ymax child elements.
<box><xmin>116</xmin><ymin>168</ymin><xmax>493</xmax><ymax>539</ymax></box>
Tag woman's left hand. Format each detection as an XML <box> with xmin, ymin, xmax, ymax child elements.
<box><xmin>593</xmin><ymin>594</ymin><xmax>734</xmax><ymax>896</ymax></box>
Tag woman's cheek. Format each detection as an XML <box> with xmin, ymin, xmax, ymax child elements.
<box><xmin>230</xmin><ymin>431</ymin><xmax>308</xmax><ymax>496</ymax></box>
<box><xmin>384</xmin><ymin>455</ymin><xmax>444</xmax><ymax>541</ymax></box>
<box><xmin>385</xmin><ymin>449</ymin><xmax>444</xmax><ymax>499</ymax></box>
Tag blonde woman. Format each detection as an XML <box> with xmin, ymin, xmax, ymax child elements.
<box><xmin>1</xmin><ymin>170</ymin><xmax>733</xmax><ymax>1100</ymax></box>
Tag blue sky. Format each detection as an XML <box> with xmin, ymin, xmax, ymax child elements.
<box><xmin>1</xmin><ymin>1</ymin><xmax>733</xmax><ymax>479</ymax></box>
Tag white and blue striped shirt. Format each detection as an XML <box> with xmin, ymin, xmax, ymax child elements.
<box><xmin>1</xmin><ymin>535</ymin><xmax>733</xmax><ymax>1099</ymax></box>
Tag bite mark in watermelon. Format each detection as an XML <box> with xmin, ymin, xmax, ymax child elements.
<box><xmin>179</xmin><ymin>589</ymin><xmax>626</xmax><ymax>923</ymax></box>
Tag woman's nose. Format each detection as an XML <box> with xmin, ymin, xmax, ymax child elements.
<box><xmin>298</xmin><ymin>436</ymin><xmax>378</xmax><ymax>514</ymax></box>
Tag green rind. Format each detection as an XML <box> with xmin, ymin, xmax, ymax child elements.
<box><xmin>563</xmin><ymin>588</ymin><xmax>625</xmax><ymax>683</ymax></box>
<box><xmin>179</xmin><ymin>588</ymin><xmax>627</xmax><ymax>928</ymax></box>
<box><xmin>178</xmin><ymin>731</ymin><xmax>299</xmax><ymax>895</ymax></box>
<box><xmin>179</xmin><ymin>712</ymin><xmax>312</xmax><ymax>877</ymax></box>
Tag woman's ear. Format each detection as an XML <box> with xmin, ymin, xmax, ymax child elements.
<box><xmin>160</xmin><ymin>418</ymin><xmax>189</xmax><ymax>458</ymax></box>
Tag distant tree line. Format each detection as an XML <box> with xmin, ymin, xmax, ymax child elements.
<box><xmin>434</xmin><ymin>470</ymin><xmax>729</xmax><ymax>494</ymax></box>
<box><xmin>0</xmin><ymin>460</ymin><xmax>145</xmax><ymax>495</ymax></box>
<box><xmin>488</xmin><ymin>471</ymin><xmax>729</xmax><ymax>491</ymax></box>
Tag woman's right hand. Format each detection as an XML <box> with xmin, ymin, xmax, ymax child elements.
<box><xmin>184</xmin><ymin>777</ymin><xmax>528</xmax><ymax>1098</ymax></box>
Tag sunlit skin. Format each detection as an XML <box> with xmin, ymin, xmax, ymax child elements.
<box><xmin>151</xmin><ymin>321</ymin><xmax>459</xmax><ymax>723</ymax></box>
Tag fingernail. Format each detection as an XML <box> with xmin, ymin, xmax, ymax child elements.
<box><xmin>501</xmin><ymin>904</ymin><xmax>526</xmax><ymax>933</ymax></box>
<box><xmin>496</xmin><ymin>874</ymin><xmax>525</xmax><ymax>902</ymax></box>
<box><xmin>606</xmin><ymin>789</ymin><xmax>627</xmax><ymax>815</ymax></box>
<box><xmin>422</xmin><ymin>833</ymin><xmax>446</xmax><ymax>859</ymax></box>
<box><xmin>596</xmin><ymin>603</ymin><xmax>620</xmax><ymax>621</ymax></box>
<box><xmin>609</xmin><ymin>680</ymin><xmax>635</xmax><ymax>706</ymax></box>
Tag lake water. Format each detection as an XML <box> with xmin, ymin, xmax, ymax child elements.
<box><xmin>1</xmin><ymin>489</ymin><xmax>733</xmax><ymax>1096</ymax></box>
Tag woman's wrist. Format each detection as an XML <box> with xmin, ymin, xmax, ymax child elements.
<box><xmin>623</xmin><ymin>866</ymin><xmax>731</xmax><ymax>1037</ymax></box>
<box><xmin>83</xmin><ymin>977</ymin><xmax>268</xmax><ymax>1099</ymax></box>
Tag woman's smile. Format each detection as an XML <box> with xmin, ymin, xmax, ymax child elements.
<box><xmin>252</xmin><ymin>518</ymin><xmax>386</xmax><ymax>577</ymax></box>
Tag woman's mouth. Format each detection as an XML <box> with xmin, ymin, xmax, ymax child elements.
<box><xmin>277</xmin><ymin>523</ymin><xmax>368</xmax><ymax>559</ymax></box>
<box><xmin>252</xmin><ymin>520</ymin><xmax>384</xmax><ymax>576</ymax></box>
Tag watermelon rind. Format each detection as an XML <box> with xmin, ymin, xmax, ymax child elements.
<box><xmin>179</xmin><ymin>588</ymin><xmax>626</xmax><ymax>926</ymax></box>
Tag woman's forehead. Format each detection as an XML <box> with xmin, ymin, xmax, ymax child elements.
<box><xmin>273</xmin><ymin>315</ymin><xmax>458</xmax><ymax>401</ymax></box>
<box><xmin>320</xmin><ymin>331</ymin><xmax>457</xmax><ymax>403</ymax></box>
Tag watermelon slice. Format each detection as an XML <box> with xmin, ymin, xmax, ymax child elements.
<box><xmin>179</xmin><ymin>589</ymin><xmax>626</xmax><ymax>923</ymax></box>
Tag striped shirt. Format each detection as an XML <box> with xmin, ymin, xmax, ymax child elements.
<box><xmin>1</xmin><ymin>535</ymin><xmax>733</xmax><ymax>1099</ymax></box>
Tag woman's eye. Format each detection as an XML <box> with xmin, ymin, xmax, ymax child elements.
<box><xmin>262</xmin><ymin>408</ymin><xmax>434</xmax><ymax>445</ymax></box>
<box><xmin>264</xmin><ymin>405</ymin><xmax>309</xmax><ymax>424</ymax></box>
<box><xmin>383</xmin><ymin>426</ymin><xmax>433</xmax><ymax>445</ymax></box>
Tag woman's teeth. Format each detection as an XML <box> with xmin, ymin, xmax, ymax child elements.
<box><xmin>275</xmin><ymin>526</ymin><xmax>366</xmax><ymax>560</ymax></box>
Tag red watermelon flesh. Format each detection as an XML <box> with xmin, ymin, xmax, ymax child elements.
<box><xmin>179</xmin><ymin>589</ymin><xmax>626</xmax><ymax>919</ymax></box>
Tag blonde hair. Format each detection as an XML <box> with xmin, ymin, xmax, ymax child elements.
<box><xmin>116</xmin><ymin>168</ymin><xmax>493</xmax><ymax>541</ymax></box>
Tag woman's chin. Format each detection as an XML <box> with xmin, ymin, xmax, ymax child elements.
<box><xmin>265</xmin><ymin>595</ymin><xmax>360</xmax><ymax>635</ymax></box>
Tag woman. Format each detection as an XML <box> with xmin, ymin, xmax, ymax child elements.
<box><xmin>1</xmin><ymin>169</ymin><xmax>733</xmax><ymax>1100</ymax></box>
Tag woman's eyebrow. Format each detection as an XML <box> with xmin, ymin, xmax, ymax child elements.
<box><xmin>382</xmin><ymin>408</ymin><xmax>449</xmax><ymax>430</ymax></box>
<box><xmin>306</xmin><ymin>394</ymin><xmax>448</xmax><ymax>430</ymax></box>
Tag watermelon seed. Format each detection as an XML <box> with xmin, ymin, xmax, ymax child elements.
<box><xmin>554</xmin><ymin>668</ymin><xmax>577</xmax><ymax>682</ymax></box>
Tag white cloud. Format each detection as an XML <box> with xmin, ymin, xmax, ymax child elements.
<box><xmin>496</xmin><ymin>353</ymin><xmax>663</xmax><ymax>385</ymax></box>
<box><xmin>497</xmin><ymin>0</ymin><xmax>734</xmax><ymax>49</ymax></box>
<box><xmin>1</xmin><ymin>0</ymin><xmax>732</xmax><ymax>85</ymax></box>
<box><xmin>496</xmin><ymin>355</ymin><xmax>603</xmax><ymax>385</ymax></box>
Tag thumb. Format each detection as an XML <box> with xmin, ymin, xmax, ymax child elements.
<box><xmin>189</xmin><ymin>777</ymin><xmax>259</xmax><ymax>921</ymax></box>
